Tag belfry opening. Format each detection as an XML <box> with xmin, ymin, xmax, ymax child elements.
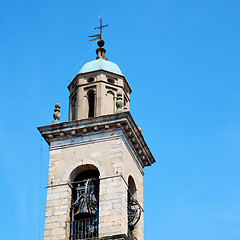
<box><xmin>128</xmin><ymin>176</ymin><xmax>141</xmax><ymax>239</ymax></box>
<box><xmin>70</xmin><ymin>165</ymin><xmax>100</xmax><ymax>239</ymax></box>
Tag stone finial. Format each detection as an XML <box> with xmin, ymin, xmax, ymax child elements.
<box><xmin>116</xmin><ymin>92</ymin><xmax>123</xmax><ymax>113</ymax></box>
<box><xmin>51</xmin><ymin>103</ymin><xmax>61</xmax><ymax>124</ymax></box>
<box><xmin>96</xmin><ymin>39</ymin><xmax>108</xmax><ymax>60</ymax></box>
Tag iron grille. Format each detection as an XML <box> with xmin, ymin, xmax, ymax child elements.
<box><xmin>70</xmin><ymin>218</ymin><xmax>98</xmax><ymax>240</ymax></box>
<box><xmin>128</xmin><ymin>229</ymin><xmax>137</xmax><ymax>240</ymax></box>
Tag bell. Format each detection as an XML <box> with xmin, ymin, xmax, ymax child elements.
<box><xmin>74</xmin><ymin>181</ymin><xmax>97</xmax><ymax>218</ymax></box>
<box><xmin>75</xmin><ymin>192</ymin><xmax>92</xmax><ymax>216</ymax></box>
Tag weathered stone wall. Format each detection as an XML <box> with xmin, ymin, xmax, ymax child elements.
<box><xmin>44</xmin><ymin>184</ymin><xmax>71</xmax><ymax>240</ymax></box>
<box><xmin>44</xmin><ymin>131</ymin><xmax>143</xmax><ymax>240</ymax></box>
<box><xmin>121</xmin><ymin>141</ymin><xmax>144</xmax><ymax>240</ymax></box>
<box><xmin>99</xmin><ymin>176</ymin><xmax>128</xmax><ymax>237</ymax></box>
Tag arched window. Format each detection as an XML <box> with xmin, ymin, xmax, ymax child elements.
<box><xmin>107</xmin><ymin>78</ymin><xmax>115</xmax><ymax>84</ymax></box>
<box><xmin>87</xmin><ymin>77</ymin><xmax>94</xmax><ymax>83</ymax></box>
<box><xmin>71</xmin><ymin>94</ymin><xmax>77</xmax><ymax>121</ymax></box>
<box><xmin>128</xmin><ymin>176</ymin><xmax>141</xmax><ymax>239</ymax></box>
<box><xmin>87</xmin><ymin>90</ymin><xmax>95</xmax><ymax>118</ymax></box>
<box><xmin>70</xmin><ymin>165</ymin><xmax>100</xmax><ymax>240</ymax></box>
<box><xmin>106</xmin><ymin>91</ymin><xmax>115</xmax><ymax>114</ymax></box>
<box><xmin>128</xmin><ymin>176</ymin><xmax>137</xmax><ymax>198</ymax></box>
<box><xmin>71</xmin><ymin>104</ymin><xmax>76</xmax><ymax>120</ymax></box>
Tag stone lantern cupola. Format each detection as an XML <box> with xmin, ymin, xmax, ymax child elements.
<box><xmin>68</xmin><ymin>39</ymin><xmax>131</xmax><ymax>121</ymax></box>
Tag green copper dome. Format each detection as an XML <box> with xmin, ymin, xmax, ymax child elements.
<box><xmin>78</xmin><ymin>59</ymin><xmax>123</xmax><ymax>76</ymax></box>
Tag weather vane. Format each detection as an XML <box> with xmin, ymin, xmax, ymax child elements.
<box><xmin>89</xmin><ymin>16</ymin><xmax>108</xmax><ymax>41</ymax></box>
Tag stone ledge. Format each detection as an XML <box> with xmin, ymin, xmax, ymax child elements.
<box><xmin>67</xmin><ymin>234</ymin><xmax>129</xmax><ymax>240</ymax></box>
<box><xmin>38</xmin><ymin>112</ymin><xmax>155</xmax><ymax>168</ymax></box>
<box><xmin>101</xmin><ymin>234</ymin><xmax>129</xmax><ymax>240</ymax></box>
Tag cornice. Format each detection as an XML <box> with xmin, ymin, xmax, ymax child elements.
<box><xmin>38</xmin><ymin>112</ymin><xmax>155</xmax><ymax>168</ymax></box>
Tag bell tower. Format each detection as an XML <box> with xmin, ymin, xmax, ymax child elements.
<box><xmin>38</xmin><ymin>22</ymin><xmax>155</xmax><ymax>240</ymax></box>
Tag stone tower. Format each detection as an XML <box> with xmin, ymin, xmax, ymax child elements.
<box><xmin>38</xmin><ymin>36</ymin><xmax>155</xmax><ymax>240</ymax></box>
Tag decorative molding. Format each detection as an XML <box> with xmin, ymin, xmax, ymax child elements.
<box><xmin>38</xmin><ymin>112</ymin><xmax>155</xmax><ymax>168</ymax></box>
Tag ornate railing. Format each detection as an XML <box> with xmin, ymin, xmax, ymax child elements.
<box><xmin>70</xmin><ymin>218</ymin><xmax>98</xmax><ymax>240</ymax></box>
<box><xmin>128</xmin><ymin>229</ymin><xmax>137</xmax><ymax>240</ymax></box>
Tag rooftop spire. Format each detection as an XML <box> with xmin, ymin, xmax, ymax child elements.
<box><xmin>88</xmin><ymin>16</ymin><xmax>108</xmax><ymax>60</ymax></box>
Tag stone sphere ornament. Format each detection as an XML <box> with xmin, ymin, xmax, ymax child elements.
<box><xmin>116</xmin><ymin>92</ymin><xmax>123</xmax><ymax>113</ymax></box>
<box><xmin>51</xmin><ymin>103</ymin><xmax>61</xmax><ymax>124</ymax></box>
<box><xmin>97</xmin><ymin>39</ymin><xmax>105</xmax><ymax>47</ymax></box>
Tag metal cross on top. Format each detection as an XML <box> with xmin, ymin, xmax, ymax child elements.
<box><xmin>89</xmin><ymin>16</ymin><xmax>108</xmax><ymax>41</ymax></box>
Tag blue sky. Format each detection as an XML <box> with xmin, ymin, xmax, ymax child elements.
<box><xmin>0</xmin><ymin>0</ymin><xmax>240</xmax><ymax>239</ymax></box>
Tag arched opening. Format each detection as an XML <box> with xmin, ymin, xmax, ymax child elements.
<box><xmin>107</xmin><ymin>78</ymin><xmax>115</xmax><ymax>84</ymax></box>
<box><xmin>71</xmin><ymin>104</ymin><xmax>76</xmax><ymax>120</ymax></box>
<box><xmin>70</xmin><ymin>165</ymin><xmax>100</xmax><ymax>240</ymax></box>
<box><xmin>128</xmin><ymin>176</ymin><xmax>137</xmax><ymax>198</ymax></box>
<box><xmin>71</xmin><ymin>94</ymin><xmax>77</xmax><ymax>121</ymax></box>
<box><xmin>106</xmin><ymin>91</ymin><xmax>115</xmax><ymax>114</ymax></box>
<box><xmin>87</xmin><ymin>77</ymin><xmax>94</xmax><ymax>83</ymax></box>
<box><xmin>128</xmin><ymin>176</ymin><xmax>141</xmax><ymax>240</ymax></box>
<box><xmin>87</xmin><ymin>90</ymin><xmax>95</xmax><ymax>118</ymax></box>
